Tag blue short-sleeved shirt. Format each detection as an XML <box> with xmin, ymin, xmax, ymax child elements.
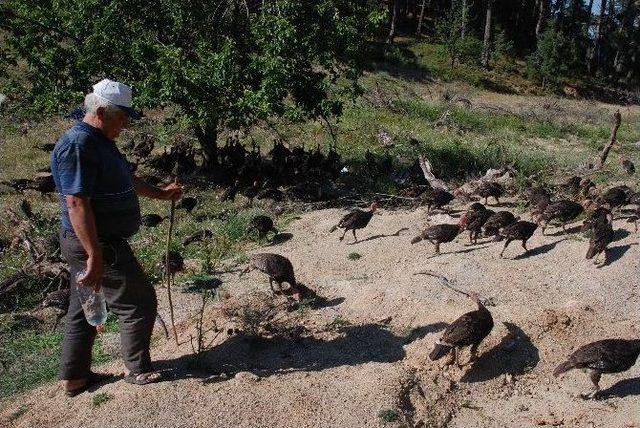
<box><xmin>51</xmin><ymin>122</ymin><xmax>141</xmax><ymax>238</ymax></box>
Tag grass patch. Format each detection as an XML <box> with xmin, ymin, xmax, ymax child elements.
<box><xmin>378</xmin><ymin>409</ymin><xmax>399</xmax><ymax>424</ymax></box>
<box><xmin>325</xmin><ymin>316</ymin><xmax>352</xmax><ymax>331</ymax></box>
<box><xmin>7</xmin><ymin>404</ymin><xmax>29</xmax><ymax>421</ymax></box>
<box><xmin>347</xmin><ymin>252</ymin><xmax>362</xmax><ymax>260</ymax></box>
<box><xmin>91</xmin><ymin>392</ymin><xmax>113</xmax><ymax>407</ymax></box>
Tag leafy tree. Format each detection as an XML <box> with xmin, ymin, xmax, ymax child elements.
<box><xmin>0</xmin><ymin>0</ymin><xmax>379</xmax><ymax>169</ymax></box>
<box><xmin>527</xmin><ymin>26</ymin><xmax>582</xmax><ymax>86</ymax></box>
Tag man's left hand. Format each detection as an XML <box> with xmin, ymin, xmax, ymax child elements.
<box><xmin>160</xmin><ymin>182</ymin><xmax>184</xmax><ymax>201</ymax></box>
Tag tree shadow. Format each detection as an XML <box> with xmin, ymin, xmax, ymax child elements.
<box><xmin>182</xmin><ymin>277</ymin><xmax>223</xmax><ymax>294</ymax></box>
<box><xmin>287</xmin><ymin>284</ymin><xmax>345</xmax><ymax>310</ymax></box>
<box><xmin>153</xmin><ymin>322</ymin><xmax>447</xmax><ymax>382</ymax></box>
<box><xmin>599</xmin><ymin>377</ymin><xmax>640</xmax><ymax>399</ymax></box>
<box><xmin>348</xmin><ymin>228</ymin><xmax>409</xmax><ymax>244</ymax></box>
<box><xmin>546</xmin><ymin>225</ymin><xmax>582</xmax><ymax>236</ymax></box>
<box><xmin>461</xmin><ymin>322</ymin><xmax>539</xmax><ymax>383</ymax></box>
<box><xmin>600</xmin><ymin>243</ymin><xmax>636</xmax><ymax>267</ymax></box>
<box><xmin>265</xmin><ymin>232</ymin><xmax>294</xmax><ymax>246</ymax></box>
<box><xmin>513</xmin><ymin>239</ymin><xmax>565</xmax><ymax>260</ymax></box>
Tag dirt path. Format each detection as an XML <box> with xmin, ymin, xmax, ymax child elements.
<box><xmin>2</xmin><ymin>203</ymin><xmax>639</xmax><ymax>428</ymax></box>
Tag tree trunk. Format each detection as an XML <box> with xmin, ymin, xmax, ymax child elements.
<box><xmin>386</xmin><ymin>0</ymin><xmax>399</xmax><ymax>44</ymax></box>
<box><xmin>417</xmin><ymin>0</ymin><xmax>428</xmax><ymax>35</ymax></box>
<box><xmin>535</xmin><ymin>0</ymin><xmax>548</xmax><ymax>38</ymax></box>
<box><xmin>482</xmin><ymin>0</ymin><xmax>493</xmax><ymax>68</ymax></box>
<box><xmin>589</xmin><ymin>0</ymin><xmax>607</xmax><ymax>73</ymax></box>
<box><xmin>461</xmin><ymin>0</ymin><xmax>468</xmax><ymax>38</ymax></box>
<box><xmin>194</xmin><ymin>124</ymin><xmax>219</xmax><ymax>170</ymax></box>
<box><xmin>596</xmin><ymin>110</ymin><xmax>622</xmax><ymax>170</ymax></box>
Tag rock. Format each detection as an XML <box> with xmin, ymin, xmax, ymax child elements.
<box><xmin>234</xmin><ymin>371</ymin><xmax>260</xmax><ymax>382</ymax></box>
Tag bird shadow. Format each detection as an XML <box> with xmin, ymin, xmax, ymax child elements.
<box><xmin>443</xmin><ymin>244</ymin><xmax>492</xmax><ymax>256</ymax></box>
<box><xmin>286</xmin><ymin>284</ymin><xmax>345</xmax><ymax>310</ymax></box>
<box><xmin>598</xmin><ymin>377</ymin><xmax>640</xmax><ymax>399</ymax></box>
<box><xmin>265</xmin><ymin>232</ymin><xmax>294</xmax><ymax>246</ymax></box>
<box><xmin>182</xmin><ymin>277</ymin><xmax>223</xmax><ymax>294</ymax></box>
<box><xmin>546</xmin><ymin>225</ymin><xmax>582</xmax><ymax>236</ymax></box>
<box><xmin>348</xmin><ymin>228</ymin><xmax>409</xmax><ymax>245</ymax></box>
<box><xmin>613</xmin><ymin>228</ymin><xmax>631</xmax><ymax>242</ymax></box>
<box><xmin>153</xmin><ymin>322</ymin><xmax>448</xmax><ymax>383</ymax></box>
<box><xmin>460</xmin><ymin>322</ymin><xmax>540</xmax><ymax>383</ymax></box>
<box><xmin>600</xmin><ymin>243</ymin><xmax>636</xmax><ymax>268</ymax></box>
<box><xmin>512</xmin><ymin>239</ymin><xmax>565</xmax><ymax>260</ymax></box>
<box><xmin>403</xmin><ymin>322</ymin><xmax>448</xmax><ymax>343</ymax></box>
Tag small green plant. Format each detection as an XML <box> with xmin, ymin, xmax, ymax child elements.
<box><xmin>378</xmin><ymin>409</ymin><xmax>399</xmax><ymax>424</ymax></box>
<box><xmin>91</xmin><ymin>392</ymin><xmax>112</xmax><ymax>407</ymax></box>
<box><xmin>7</xmin><ymin>405</ymin><xmax>28</xmax><ymax>421</ymax></box>
<box><xmin>326</xmin><ymin>316</ymin><xmax>352</xmax><ymax>331</ymax></box>
<box><xmin>347</xmin><ymin>252</ymin><xmax>362</xmax><ymax>260</ymax></box>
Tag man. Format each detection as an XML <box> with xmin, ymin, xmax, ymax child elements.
<box><xmin>51</xmin><ymin>79</ymin><xmax>182</xmax><ymax>397</ymax></box>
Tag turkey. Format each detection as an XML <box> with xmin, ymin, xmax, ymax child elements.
<box><xmin>329</xmin><ymin>202</ymin><xmax>378</xmax><ymax>243</ymax></box>
<box><xmin>38</xmin><ymin>288</ymin><xmax>70</xmax><ymax>330</ymax></box>
<box><xmin>535</xmin><ymin>200</ymin><xmax>583</xmax><ymax>234</ymax></box>
<box><xmin>430</xmin><ymin>292</ymin><xmax>494</xmax><ymax>368</ymax></box>
<box><xmin>482</xmin><ymin>211</ymin><xmax>517</xmax><ymax>238</ymax></box>
<box><xmin>242</xmin><ymin>181</ymin><xmax>261</xmax><ymax>205</ymax></box>
<box><xmin>560</xmin><ymin>176</ymin><xmax>582</xmax><ymax>196</ymax></box>
<box><xmin>410</xmin><ymin>224</ymin><xmax>461</xmax><ymax>255</ymax></box>
<box><xmin>239</xmin><ymin>253</ymin><xmax>301</xmax><ymax>301</ymax></box>
<box><xmin>248</xmin><ymin>215</ymin><xmax>278</xmax><ymax>240</ymax></box>
<box><xmin>585</xmin><ymin>217</ymin><xmax>615</xmax><ymax>266</ymax></box>
<box><xmin>580</xmin><ymin>207</ymin><xmax>612</xmax><ymax>233</ymax></box>
<box><xmin>33</xmin><ymin>173</ymin><xmax>56</xmax><ymax>195</ymax></box>
<box><xmin>219</xmin><ymin>180</ymin><xmax>240</xmax><ymax>202</ymax></box>
<box><xmin>418</xmin><ymin>188</ymin><xmax>454</xmax><ymax>213</ymax></box>
<box><xmin>176</xmin><ymin>197</ymin><xmax>197</xmax><ymax>214</ymax></box>
<box><xmin>498</xmin><ymin>221</ymin><xmax>537</xmax><ymax>258</ymax></box>
<box><xmin>20</xmin><ymin>199</ymin><xmax>35</xmax><ymax>220</ymax></box>
<box><xmin>459</xmin><ymin>205</ymin><xmax>495</xmax><ymax>244</ymax></box>
<box><xmin>474</xmin><ymin>181</ymin><xmax>505</xmax><ymax>205</ymax></box>
<box><xmin>621</xmin><ymin>158</ymin><xmax>635</xmax><ymax>175</ymax></box>
<box><xmin>598</xmin><ymin>186</ymin><xmax>632</xmax><ymax>210</ymax></box>
<box><xmin>159</xmin><ymin>251</ymin><xmax>184</xmax><ymax>275</ymax></box>
<box><xmin>140</xmin><ymin>214</ymin><xmax>165</xmax><ymax>227</ymax></box>
<box><xmin>554</xmin><ymin>339</ymin><xmax>640</xmax><ymax>399</ymax></box>
<box><xmin>183</xmin><ymin>230</ymin><xmax>214</xmax><ymax>247</ymax></box>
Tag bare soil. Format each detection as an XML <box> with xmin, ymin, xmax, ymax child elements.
<box><xmin>2</xmin><ymin>202</ymin><xmax>639</xmax><ymax>428</ymax></box>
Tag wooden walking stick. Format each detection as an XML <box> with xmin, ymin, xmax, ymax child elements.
<box><xmin>165</xmin><ymin>178</ymin><xmax>179</xmax><ymax>345</ymax></box>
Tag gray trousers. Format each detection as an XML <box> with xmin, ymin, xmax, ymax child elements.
<box><xmin>59</xmin><ymin>229</ymin><xmax>157</xmax><ymax>380</ymax></box>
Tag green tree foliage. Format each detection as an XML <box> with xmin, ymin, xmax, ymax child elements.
<box><xmin>527</xmin><ymin>26</ymin><xmax>582</xmax><ymax>85</ymax></box>
<box><xmin>436</xmin><ymin>0</ymin><xmax>484</xmax><ymax>69</ymax></box>
<box><xmin>0</xmin><ymin>0</ymin><xmax>379</xmax><ymax>168</ymax></box>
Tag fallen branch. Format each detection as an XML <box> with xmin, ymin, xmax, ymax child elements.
<box><xmin>413</xmin><ymin>270</ymin><xmax>493</xmax><ymax>306</ymax></box>
<box><xmin>417</xmin><ymin>155</ymin><xmax>449</xmax><ymax>190</ymax></box>
<box><xmin>596</xmin><ymin>110</ymin><xmax>622</xmax><ymax>170</ymax></box>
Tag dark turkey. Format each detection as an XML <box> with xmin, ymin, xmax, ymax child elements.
<box><xmin>183</xmin><ymin>230</ymin><xmax>214</xmax><ymax>247</ymax></box>
<box><xmin>20</xmin><ymin>199</ymin><xmax>35</xmax><ymax>220</ymax></box>
<box><xmin>621</xmin><ymin>159</ymin><xmax>635</xmax><ymax>175</ymax></box>
<box><xmin>598</xmin><ymin>186</ymin><xmax>632</xmax><ymax>210</ymax></box>
<box><xmin>240</xmin><ymin>253</ymin><xmax>300</xmax><ymax>300</ymax></box>
<box><xmin>33</xmin><ymin>173</ymin><xmax>56</xmax><ymax>195</ymax></box>
<box><xmin>580</xmin><ymin>207</ymin><xmax>612</xmax><ymax>233</ymax></box>
<box><xmin>141</xmin><ymin>214</ymin><xmax>165</xmax><ymax>227</ymax></box>
<box><xmin>585</xmin><ymin>217</ymin><xmax>615</xmax><ymax>266</ymax></box>
<box><xmin>459</xmin><ymin>206</ymin><xmax>495</xmax><ymax>244</ymax></box>
<box><xmin>410</xmin><ymin>224</ymin><xmax>461</xmax><ymax>255</ymax></box>
<box><xmin>560</xmin><ymin>176</ymin><xmax>582</xmax><ymax>195</ymax></box>
<box><xmin>419</xmin><ymin>188</ymin><xmax>454</xmax><ymax>213</ymax></box>
<box><xmin>249</xmin><ymin>215</ymin><xmax>278</xmax><ymax>239</ymax></box>
<box><xmin>498</xmin><ymin>221</ymin><xmax>537</xmax><ymax>258</ymax></box>
<box><xmin>329</xmin><ymin>202</ymin><xmax>378</xmax><ymax>243</ymax></box>
<box><xmin>430</xmin><ymin>293</ymin><xmax>494</xmax><ymax>367</ymax></box>
<box><xmin>159</xmin><ymin>251</ymin><xmax>184</xmax><ymax>275</ymax></box>
<box><xmin>483</xmin><ymin>211</ymin><xmax>517</xmax><ymax>238</ymax></box>
<box><xmin>536</xmin><ymin>200</ymin><xmax>583</xmax><ymax>234</ymax></box>
<box><xmin>474</xmin><ymin>181</ymin><xmax>505</xmax><ymax>205</ymax></box>
<box><xmin>554</xmin><ymin>339</ymin><xmax>640</xmax><ymax>399</ymax></box>
<box><xmin>35</xmin><ymin>142</ymin><xmax>56</xmax><ymax>152</ymax></box>
<box><xmin>628</xmin><ymin>192</ymin><xmax>640</xmax><ymax>206</ymax></box>
<box><xmin>176</xmin><ymin>197</ymin><xmax>197</xmax><ymax>213</ymax></box>
<box><xmin>242</xmin><ymin>181</ymin><xmax>261</xmax><ymax>204</ymax></box>
<box><xmin>220</xmin><ymin>180</ymin><xmax>240</xmax><ymax>202</ymax></box>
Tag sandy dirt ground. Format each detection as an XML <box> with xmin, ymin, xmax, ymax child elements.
<box><xmin>2</xmin><ymin>201</ymin><xmax>639</xmax><ymax>428</ymax></box>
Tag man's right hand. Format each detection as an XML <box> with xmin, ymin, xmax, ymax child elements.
<box><xmin>78</xmin><ymin>254</ymin><xmax>104</xmax><ymax>291</ymax></box>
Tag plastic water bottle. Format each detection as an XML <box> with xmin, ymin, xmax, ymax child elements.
<box><xmin>75</xmin><ymin>270</ymin><xmax>108</xmax><ymax>326</ymax></box>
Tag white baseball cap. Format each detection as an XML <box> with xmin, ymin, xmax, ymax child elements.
<box><xmin>92</xmin><ymin>78</ymin><xmax>142</xmax><ymax>119</ymax></box>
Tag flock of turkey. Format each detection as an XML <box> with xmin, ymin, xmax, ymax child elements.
<box><xmin>1</xmin><ymin>132</ymin><xmax>639</xmax><ymax>402</ymax></box>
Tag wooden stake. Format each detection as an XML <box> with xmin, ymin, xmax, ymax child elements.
<box><xmin>165</xmin><ymin>181</ymin><xmax>179</xmax><ymax>345</ymax></box>
<box><xmin>596</xmin><ymin>110</ymin><xmax>622</xmax><ymax>169</ymax></box>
